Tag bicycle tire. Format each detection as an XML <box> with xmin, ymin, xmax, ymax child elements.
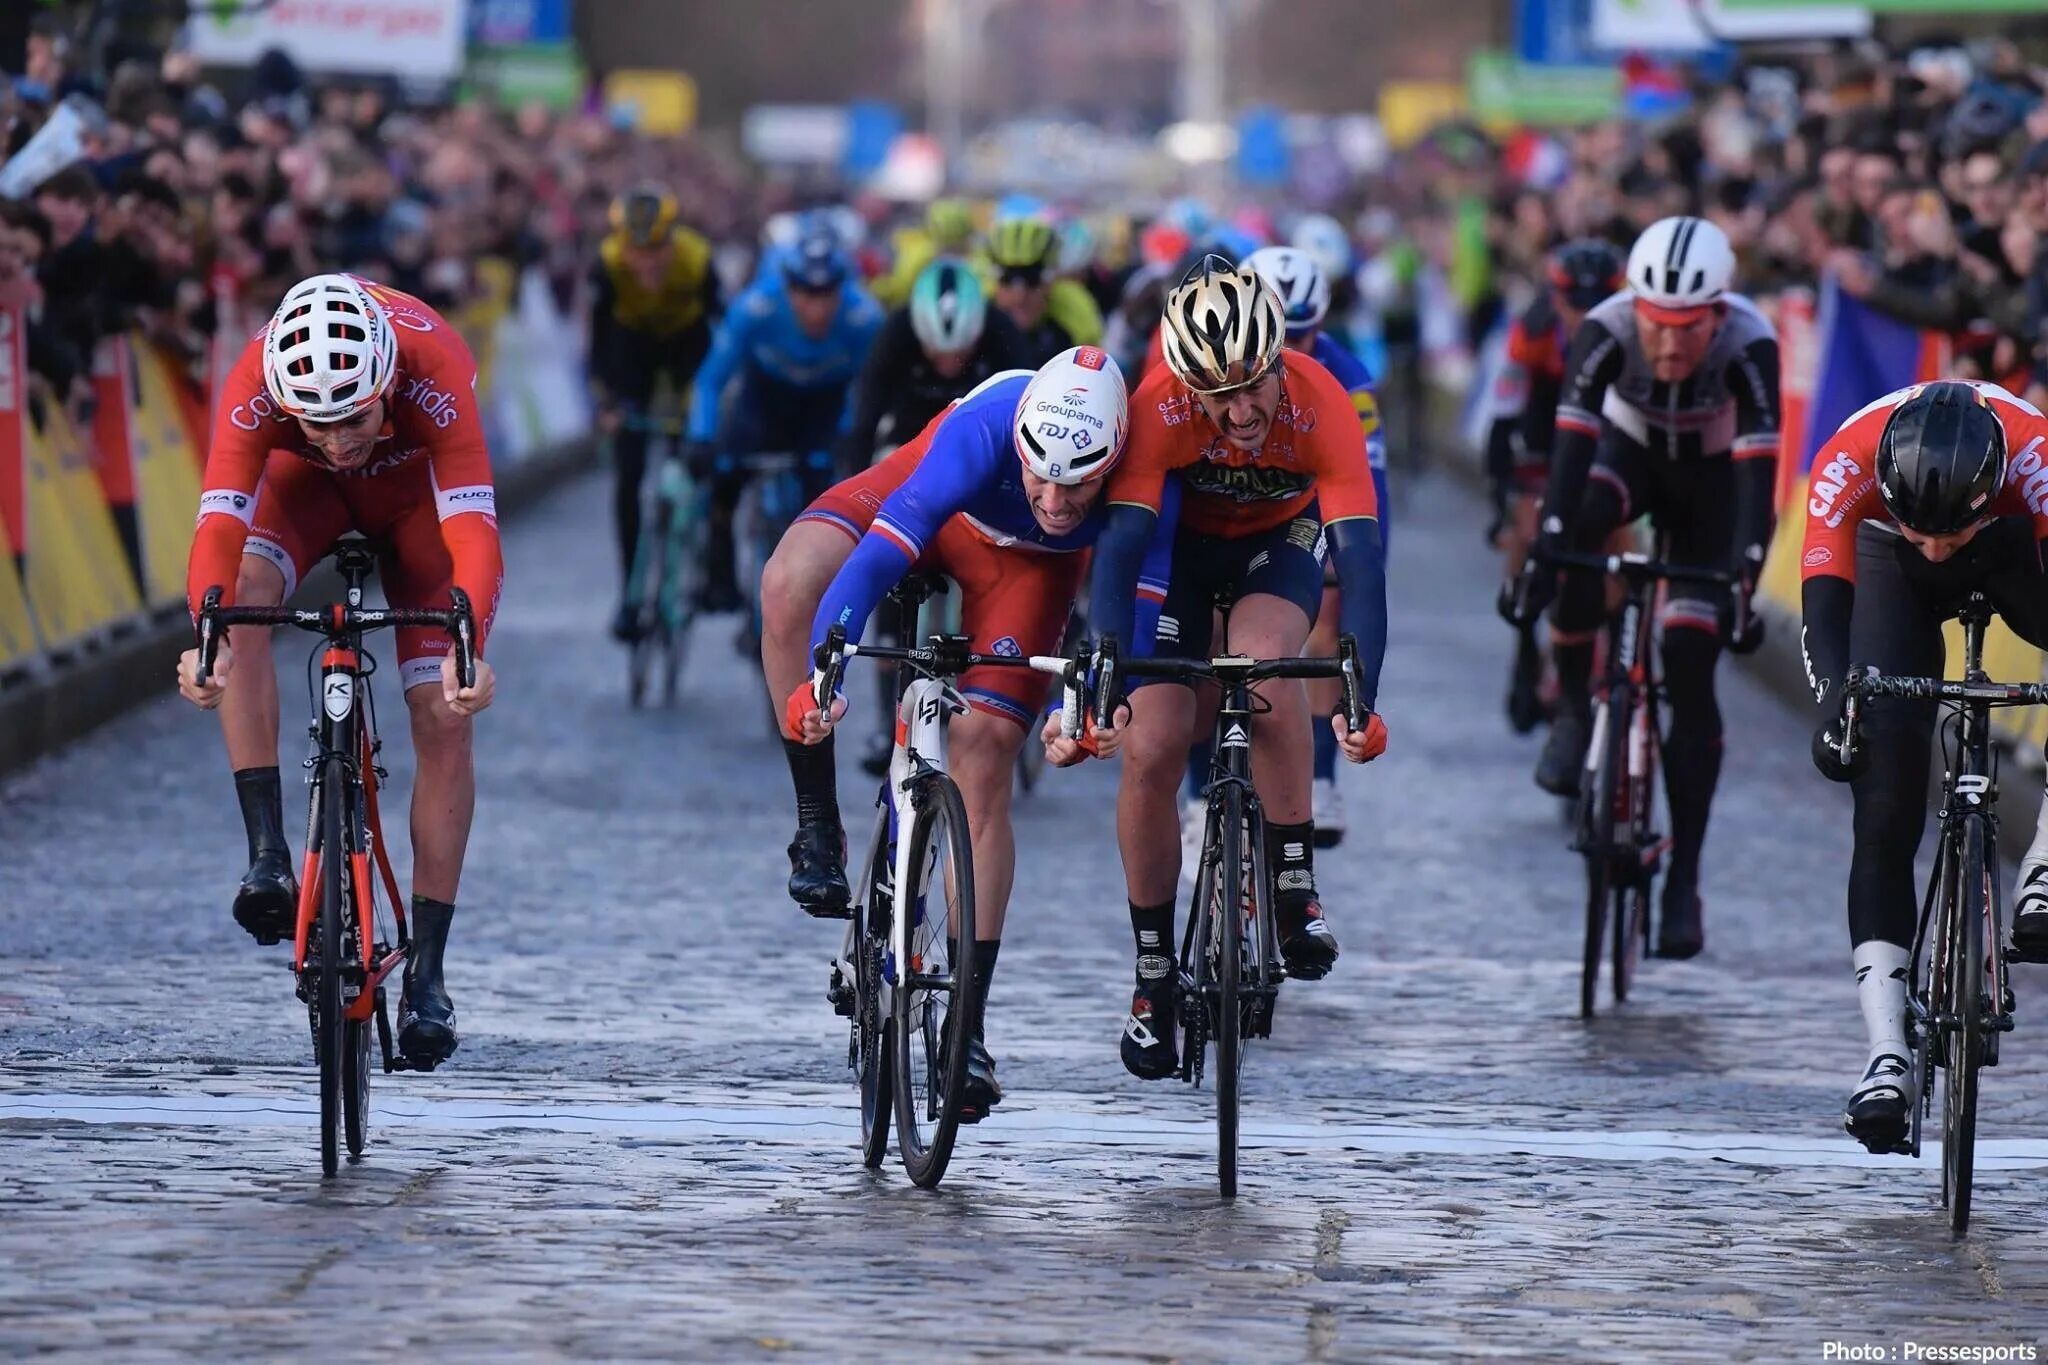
<box><xmin>1579</xmin><ymin>694</ymin><xmax>1625</xmax><ymax>1020</ymax></box>
<box><xmin>854</xmin><ymin>803</ymin><xmax>893</xmax><ymax>1168</ymax></box>
<box><xmin>1216</xmin><ymin>782</ymin><xmax>1244</xmax><ymax>1199</ymax></box>
<box><xmin>660</xmin><ymin>491</ymin><xmax>705</xmax><ymax>707</ymax></box>
<box><xmin>1945</xmin><ymin>814</ymin><xmax>1989</xmax><ymax>1236</ymax></box>
<box><xmin>315</xmin><ymin>753</ymin><xmax>346</xmax><ymax>1178</ymax></box>
<box><xmin>1613</xmin><ymin>882</ymin><xmax>1647</xmax><ymax>1005</ymax></box>
<box><xmin>894</xmin><ymin>773</ymin><xmax>978</xmax><ymax>1188</ymax></box>
<box><xmin>343</xmin><ymin>1015</ymin><xmax>371</xmax><ymax>1159</ymax></box>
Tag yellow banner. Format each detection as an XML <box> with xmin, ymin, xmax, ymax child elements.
<box><xmin>0</xmin><ymin>553</ymin><xmax>35</xmax><ymax>669</ymax></box>
<box><xmin>127</xmin><ymin>339</ymin><xmax>204</xmax><ymax>609</ymax></box>
<box><xmin>24</xmin><ymin>403</ymin><xmax>142</xmax><ymax>648</ymax></box>
<box><xmin>1379</xmin><ymin>82</ymin><xmax>1468</xmax><ymax>151</ymax></box>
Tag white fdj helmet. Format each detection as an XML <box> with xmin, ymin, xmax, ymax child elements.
<box><xmin>1626</xmin><ymin>216</ymin><xmax>1735</xmax><ymax>322</ymax></box>
<box><xmin>1159</xmin><ymin>254</ymin><xmax>1286</xmax><ymax>394</ymax></box>
<box><xmin>263</xmin><ymin>273</ymin><xmax>397</xmax><ymax>422</ymax></box>
<box><xmin>1245</xmin><ymin>245</ymin><xmax>1330</xmax><ymax>336</ymax></box>
<box><xmin>1013</xmin><ymin>346</ymin><xmax>1128</xmax><ymax>486</ymax></box>
<box><xmin>909</xmin><ymin>258</ymin><xmax>987</xmax><ymax>355</ymax></box>
<box><xmin>1289</xmin><ymin>212</ymin><xmax>1352</xmax><ymax>283</ymax></box>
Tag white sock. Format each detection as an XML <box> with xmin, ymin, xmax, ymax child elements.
<box><xmin>2018</xmin><ymin>787</ymin><xmax>2048</xmax><ymax>915</ymax></box>
<box><xmin>1852</xmin><ymin>939</ymin><xmax>1910</xmax><ymax>1061</ymax></box>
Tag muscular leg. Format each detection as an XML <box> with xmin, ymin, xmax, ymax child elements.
<box><xmin>219</xmin><ymin>555</ymin><xmax>286</xmax><ymax>771</ymax></box>
<box><xmin>1223</xmin><ymin>593</ymin><xmax>1314</xmax><ymax>825</ymax></box>
<box><xmin>612</xmin><ymin>421</ymin><xmax>650</xmax><ymax>590</ymax></box>
<box><xmin>1119</xmin><ymin>682</ymin><xmax>1198</xmax><ymax>906</ymax></box>
<box><xmin>947</xmin><ymin>708</ymin><xmax>1028</xmax><ymax>939</ymax></box>
<box><xmin>404</xmin><ymin>683</ymin><xmax>476</xmax><ymax>904</ymax></box>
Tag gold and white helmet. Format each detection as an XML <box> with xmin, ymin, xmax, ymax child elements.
<box><xmin>1158</xmin><ymin>254</ymin><xmax>1285</xmax><ymax>394</ymax></box>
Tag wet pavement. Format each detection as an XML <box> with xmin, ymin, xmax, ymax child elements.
<box><xmin>4</xmin><ymin>473</ymin><xmax>2047</xmax><ymax>1361</ymax></box>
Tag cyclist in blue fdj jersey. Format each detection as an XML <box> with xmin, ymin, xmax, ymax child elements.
<box><xmin>759</xmin><ymin>347</ymin><xmax>1174</xmax><ymax>1118</ymax></box>
<box><xmin>687</xmin><ymin>227</ymin><xmax>884</xmax><ymax>610</ymax></box>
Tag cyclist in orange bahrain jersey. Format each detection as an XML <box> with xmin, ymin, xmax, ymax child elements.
<box><xmin>175</xmin><ymin>273</ymin><xmax>500</xmax><ymax>1071</ymax></box>
<box><xmin>1084</xmin><ymin>256</ymin><xmax>1389</xmax><ymax>1081</ymax></box>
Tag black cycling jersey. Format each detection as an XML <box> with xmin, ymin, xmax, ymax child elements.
<box><xmin>843</xmin><ymin>308</ymin><xmax>1035</xmax><ymax>459</ymax></box>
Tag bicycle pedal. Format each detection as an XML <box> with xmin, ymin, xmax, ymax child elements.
<box><xmin>2004</xmin><ymin>942</ymin><xmax>2048</xmax><ymax>966</ymax></box>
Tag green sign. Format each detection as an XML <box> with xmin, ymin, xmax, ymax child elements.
<box><xmin>1467</xmin><ymin>52</ymin><xmax>1620</xmax><ymax>128</ymax></box>
<box><xmin>464</xmin><ymin>43</ymin><xmax>585</xmax><ymax>111</ymax></box>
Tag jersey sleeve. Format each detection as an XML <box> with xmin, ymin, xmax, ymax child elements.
<box><xmin>1727</xmin><ymin>334</ymin><xmax>1785</xmax><ymax>570</ymax></box>
<box><xmin>1797</xmin><ymin>411</ymin><xmax>1882</xmax><ymax>714</ymax></box>
<box><xmin>1541</xmin><ymin>316</ymin><xmax>1627</xmax><ymax>535</ymax></box>
<box><xmin>186</xmin><ymin>334</ymin><xmax>275</xmax><ymax>617</ymax></box>
<box><xmin>687</xmin><ymin>295</ymin><xmax>756</xmax><ymax>443</ymax></box>
<box><xmin>415</xmin><ymin>327</ymin><xmax>504</xmax><ymax>652</ymax></box>
<box><xmin>807</xmin><ymin>398</ymin><xmax>1003</xmax><ymax>661</ymax></box>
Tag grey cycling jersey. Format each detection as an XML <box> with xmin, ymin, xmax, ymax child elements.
<box><xmin>1556</xmin><ymin>291</ymin><xmax>1780</xmax><ymax>462</ymax></box>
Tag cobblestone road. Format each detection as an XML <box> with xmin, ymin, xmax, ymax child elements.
<box><xmin>4</xmin><ymin>474</ymin><xmax>2047</xmax><ymax>1361</ymax></box>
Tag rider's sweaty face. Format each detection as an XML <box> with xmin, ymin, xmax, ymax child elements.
<box><xmin>1636</xmin><ymin>304</ymin><xmax>1720</xmax><ymax>382</ymax></box>
<box><xmin>1195</xmin><ymin>367</ymin><xmax>1282</xmax><ymax>451</ymax></box>
<box><xmin>297</xmin><ymin>398</ymin><xmax>387</xmax><ymax>470</ymax></box>
<box><xmin>1021</xmin><ymin>468</ymin><xmax>1104</xmax><ymax>535</ymax></box>
<box><xmin>788</xmin><ymin>284</ymin><xmax>841</xmax><ymax>339</ymax></box>
<box><xmin>1900</xmin><ymin>520</ymin><xmax>1985</xmax><ymax>564</ymax></box>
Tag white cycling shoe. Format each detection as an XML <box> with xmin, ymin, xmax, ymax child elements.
<box><xmin>1312</xmin><ymin>776</ymin><xmax>1345</xmax><ymax>849</ymax></box>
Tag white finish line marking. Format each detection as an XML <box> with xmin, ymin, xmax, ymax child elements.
<box><xmin>7</xmin><ymin>1091</ymin><xmax>2046</xmax><ymax>1171</ymax></box>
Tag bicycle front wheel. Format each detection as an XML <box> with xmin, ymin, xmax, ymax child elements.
<box><xmin>1215</xmin><ymin>783</ymin><xmax>1244</xmax><ymax>1200</ymax></box>
<box><xmin>893</xmin><ymin>773</ymin><xmax>979</xmax><ymax>1188</ymax></box>
<box><xmin>314</xmin><ymin>754</ymin><xmax>347</xmax><ymax>1178</ymax></box>
<box><xmin>1944</xmin><ymin>814</ymin><xmax>1990</xmax><ymax>1236</ymax></box>
<box><xmin>853</xmin><ymin>803</ymin><xmax>893</xmax><ymax>1168</ymax></box>
<box><xmin>1578</xmin><ymin>696</ymin><xmax>1625</xmax><ymax>1019</ymax></box>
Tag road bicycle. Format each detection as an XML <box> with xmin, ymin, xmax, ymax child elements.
<box><xmin>815</xmin><ymin>575</ymin><xmax>1080</xmax><ymax>1188</ymax></box>
<box><xmin>1100</xmin><ymin>625</ymin><xmax>1369</xmax><ymax>1198</ymax></box>
<box><xmin>195</xmin><ymin>542</ymin><xmax>476</xmax><ymax>1178</ymax></box>
<box><xmin>1533</xmin><ymin>547</ymin><xmax>1739</xmax><ymax>1020</ymax></box>
<box><xmin>1837</xmin><ymin>591</ymin><xmax>2048</xmax><ymax>1236</ymax></box>
<box><xmin>616</xmin><ymin>412</ymin><xmax>706</xmax><ymax>709</ymax></box>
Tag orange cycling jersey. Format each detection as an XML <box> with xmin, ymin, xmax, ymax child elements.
<box><xmin>1108</xmin><ymin>348</ymin><xmax>1380</xmax><ymax>540</ymax></box>
<box><xmin>188</xmin><ymin>281</ymin><xmax>504</xmax><ymax>649</ymax></box>
<box><xmin>1800</xmin><ymin>381</ymin><xmax>2048</xmax><ymax>586</ymax></box>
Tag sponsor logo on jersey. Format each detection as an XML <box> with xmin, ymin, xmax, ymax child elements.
<box><xmin>228</xmin><ymin>388</ymin><xmax>290</xmax><ymax>432</ymax></box>
<box><xmin>1182</xmin><ymin>458</ymin><xmax>1314</xmax><ymax>504</ymax></box>
<box><xmin>1807</xmin><ymin>452</ymin><xmax>1863</xmax><ymax>527</ymax></box>
<box><xmin>1802</xmin><ymin>545</ymin><xmax>1832</xmax><ymax>569</ymax></box>
<box><xmin>197</xmin><ymin>489</ymin><xmax>255</xmax><ymax>525</ymax></box>
<box><xmin>398</xmin><ymin>373</ymin><xmax>462</xmax><ymax>430</ymax></box>
<box><xmin>991</xmin><ymin>636</ymin><xmax>1022</xmax><ymax>657</ymax></box>
<box><xmin>2003</xmin><ymin>436</ymin><xmax>2048</xmax><ymax>516</ymax></box>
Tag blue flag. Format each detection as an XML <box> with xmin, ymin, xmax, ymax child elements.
<box><xmin>1802</xmin><ymin>274</ymin><xmax>1925</xmax><ymax>477</ymax></box>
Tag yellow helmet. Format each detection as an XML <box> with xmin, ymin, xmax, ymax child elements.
<box><xmin>610</xmin><ymin>186</ymin><xmax>679</xmax><ymax>248</ymax></box>
<box><xmin>926</xmin><ymin>197</ymin><xmax>973</xmax><ymax>251</ymax></box>
<box><xmin>988</xmin><ymin>216</ymin><xmax>1057</xmax><ymax>272</ymax></box>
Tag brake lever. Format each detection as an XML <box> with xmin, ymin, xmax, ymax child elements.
<box><xmin>448</xmin><ymin>588</ymin><xmax>476</xmax><ymax>690</ymax></box>
<box><xmin>195</xmin><ymin>586</ymin><xmax>224</xmax><ymax>687</ymax></box>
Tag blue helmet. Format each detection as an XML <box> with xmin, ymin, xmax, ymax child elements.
<box><xmin>781</xmin><ymin>229</ymin><xmax>847</xmax><ymax>292</ymax></box>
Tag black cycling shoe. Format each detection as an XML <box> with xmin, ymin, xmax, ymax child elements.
<box><xmin>609</xmin><ymin>600</ymin><xmax>646</xmax><ymax>644</ymax></box>
<box><xmin>1843</xmin><ymin>1052</ymin><xmax>1914</xmax><ymax>1155</ymax></box>
<box><xmin>1276</xmin><ymin>897</ymin><xmax>1341</xmax><ymax>980</ymax></box>
<box><xmin>2009</xmin><ymin>870</ymin><xmax>2048</xmax><ymax>960</ymax></box>
<box><xmin>397</xmin><ymin>902</ymin><xmax>459</xmax><ymax>1070</ymax></box>
<box><xmin>1534</xmin><ymin>708</ymin><xmax>1588</xmax><ymax>798</ymax></box>
<box><xmin>859</xmin><ymin>729</ymin><xmax>893</xmax><ymax>778</ymax></box>
<box><xmin>959</xmin><ymin>1035</ymin><xmax>1003</xmax><ymax>1123</ymax></box>
<box><xmin>1121</xmin><ymin>969</ymin><xmax>1179</xmax><ymax>1079</ymax></box>
<box><xmin>787</xmin><ymin>822</ymin><xmax>851</xmax><ymax>918</ymax></box>
<box><xmin>233</xmin><ymin>849</ymin><xmax>299</xmax><ymax>946</ymax></box>
<box><xmin>1655</xmin><ymin>877</ymin><xmax>1704</xmax><ymax>960</ymax></box>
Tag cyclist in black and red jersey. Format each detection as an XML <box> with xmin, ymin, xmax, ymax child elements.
<box><xmin>1487</xmin><ymin>239</ymin><xmax>1625</xmax><ymax>733</ymax></box>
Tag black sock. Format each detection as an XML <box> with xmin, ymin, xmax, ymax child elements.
<box><xmin>1268</xmin><ymin>821</ymin><xmax>1315</xmax><ymax>907</ymax></box>
<box><xmin>1553</xmin><ymin>639</ymin><xmax>1594</xmax><ymax>715</ymax></box>
<box><xmin>408</xmin><ymin>895</ymin><xmax>455</xmax><ymax>975</ymax></box>
<box><xmin>1130</xmin><ymin>900</ymin><xmax>1175</xmax><ymax>981</ymax></box>
<box><xmin>946</xmin><ymin>937</ymin><xmax>1001</xmax><ymax>1036</ymax></box>
<box><xmin>233</xmin><ymin>766</ymin><xmax>287</xmax><ymax>861</ymax></box>
<box><xmin>783</xmin><ymin>735</ymin><xmax>840</xmax><ymax>830</ymax></box>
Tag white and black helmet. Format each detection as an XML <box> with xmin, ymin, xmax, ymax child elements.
<box><xmin>262</xmin><ymin>273</ymin><xmax>397</xmax><ymax>422</ymax></box>
<box><xmin>1012</xmin><ymin>346</ymin><xmax>1128</xmax><ymax>486</ymax></box>
<box><xmin>1159</xmin><ymin>254</ymin><xmax>1286</xmax><ymax>394</ymax></box>
<box><xmin>1626</xmin><ymin>216</ymin><xmax>1735</xmax><ymax>322</ymax></box>
<box><xmin>1245</xmin><ymin>245</ymin><xmax>1330</xmax><ymax>336</ymax></box>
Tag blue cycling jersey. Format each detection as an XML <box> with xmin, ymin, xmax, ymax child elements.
<box><xmin>1309</xmin><ymin>331</ymin><xmax>1390</xmax><ymax>549</ymax></box>
<box><xmin>810</xmin><ymin>371</ymin><xmax>1175</xmax><ymax>658</ymax></box>
<box><xmin>688</xmin><ymin>281</ymin><xmax>884</xmax><ymax>445</ymax></box>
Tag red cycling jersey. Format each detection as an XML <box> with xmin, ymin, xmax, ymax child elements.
<box><xmin>1107</xmin><ymin>348</ymin><xmax>1380</xmax><ymax>539</ymax></box>
<box><xmin>187</xmin><ymin>281</ymin><xmax>503</xmax><ymax>658</ymax></box>
<box><xmin>1800</xmin><ymin>380</ymin><xmax>2048</xmax><ymax>585</ymax></box>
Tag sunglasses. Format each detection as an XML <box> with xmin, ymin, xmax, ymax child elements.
<box><xmin>997</xmin><ymin>267</ymin><xmax>1047</xmax><ymax>289</ymax></box>
<box><xmin>1186</xmin><ymin>358</ymin><xmax>1279</xmax><ymax>401</ymax></box>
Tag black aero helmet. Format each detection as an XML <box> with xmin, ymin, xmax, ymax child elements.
<box><xmin>1546</xmin><ymin>238</ymin><xmax>1625</xmax><ymax>311</ymax></box>
<box><xmin>1875</xmin><ymin>382</ymin><xmax>2006</xmax><ymax>536</ymax></box>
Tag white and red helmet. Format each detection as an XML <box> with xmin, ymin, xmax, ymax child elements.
<box><xmin>262</xmin><ymin>273</ymin><xmax>398</xmax><ymax>422</ymax></box>
<box><xmin>1012</xmin><ymin>346</ymin><xmax>1128</xmax><ymax>486</ymax></box>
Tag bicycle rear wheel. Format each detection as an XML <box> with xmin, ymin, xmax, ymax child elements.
<box><xmin>1613</xmin><ymin>881</ymin><xmax>1648</xmax><ymax>1005</ymax></box>
<box><xmin>1944</xmin><ymin>815</ymin><xmax>1990</xmax><ymax>1236</ymax></box>
<box><xmin>314</xmin><ymin>754</ymin><xmax>347</xmax><ymax>1178</ymax></box>
<box><xmin>893</xmin><ymin>773</ymin><xmax>979</xmax><ymax>1188</ymax></box>
<box><xmin>1214</xmin><ymin>784</ymin><xmax>1245</xmax><ymax>1199</ymax></box>
<box><xmin>1578</xmin><ymin>694</ymin><xmax>1626</xmax><ymax>1019</ymax></box>
<box><xmin>660</xmin><ymin>484</ymin><xmax>705</xmax><ymax>706</ymax></box>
